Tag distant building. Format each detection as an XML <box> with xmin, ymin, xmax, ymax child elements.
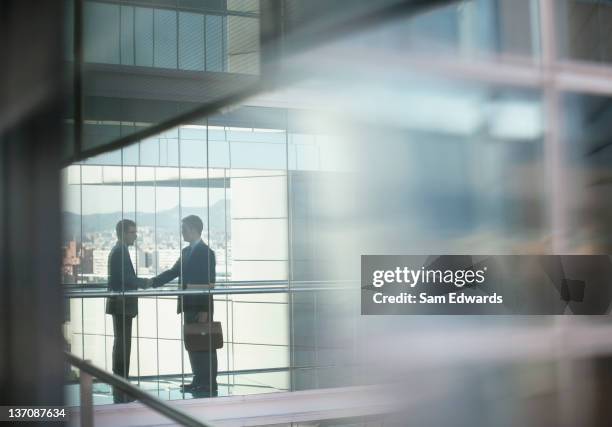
<box><xmin>62</xmin><ymin>240</ymin><xmax>82</xmax><ymax>283</ymax></box>
<box><xmin>157</xmin><ymin>249</ymin><xmax>180</xmax><ymax>272</ymax></box>
<box><xmin>80</xmin><ymin>247</ymin><xmax>94</xmax><ymax>275</ymax></box>
<box><xmin>93</xmin><ymin>249</ymin><xmax>111</xmax><ymax>277</ymax></box>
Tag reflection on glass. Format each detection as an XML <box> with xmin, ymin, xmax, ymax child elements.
<box><xmin>60</xmin><ymin>1</ymin><xmax>612</xmax><ymax>425</ymax></box>
<box><xmin>557</xmin><ymin>0</ymin><xmax>612</xmax><ymax>64</ymax></box>
<box><xmin>562</xmin><ymin>92</ymin><xmax>612</xmax><ymax>253</ymax></box>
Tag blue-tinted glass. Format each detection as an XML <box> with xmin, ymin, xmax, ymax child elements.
<box><xmin>209</xmin><ymin>139</ymin><xmax>230</xmax><ymax>168</ymax></box>
<box><xmin>84</xmin><ymin>2</ymin><xmax>120</xmax><ymax>64</ymax></box>
<box><xmin>83</xmin><ymin>123</ymin><xmax>121</xmax><ymax>148</ymax></box>
<box><xmin>139</xmin><ymin>138</ymin><xmax>160</xmax><ymax>166</ymax></box>
<box><xmin>288</xmin><ymin>134</ymin><xmax>319</xmax><ymax>171</ymax></box>
<box><xmin>179</xmin><ymin>0</ymin><xmax>226</xmax><ymax>11</ymax></box>
<box><xmin>82</xmin><ymin>149</ymin><xmax>122</xmax><ymax>165</ymax></box>
<box><xmin>120</xmin><ymin>6</ymin><xmax>135</xmax><ymax>65</ymax></box>
<box><xmin>122</xmin><ymin>145</ymin><xmax>139</xmax><ymax>165</ymax></box>
<box><xmin>208</xmin><ymin>128</ymin><xmax>226</xmax><ymax>140</ymax></box>
<box><xmin>206</xmin><ymin>15</ymin><xmax>224</xmax><ymax>71</ymax></box>
<box><xmin>179</xmin><ymin>127</ymin><xmax>207</xmax><ymax>140</ymax></box>
<box><xmin>159</xmin><ymin>138</ymin><xmax>179</xmax><ymax>166</ymax></box>
<box><xmin>135</xmin><ymin>7</ymin><xmax>154</xmax><ymax>66</ymax></box>
<box><xmin>152</xmin><ymin>0</ymin><xmax>176</xmax><ymax>6</ymax></box>
<box><xmin>179</xmin><ymin>12</ymin><xmax>205</xmax><ymax>71</ymax></box>
<box><xmin>408</xmin><ymin>5</ymin><xmax>458</xmax><ymax>48</ymax></box>
<box><xmin>230</xmin><ymin>141</ymin><xmax>286</xmax><ymax>169</ymax></box>
<box><xmin>227</xmin><ymin>130</ymin><xmax>285</xmax><ymax>143</ymax></box>
<box><xmin>154</xmin><ymin>9</ymin><xmax>178</xmax><ymax>69</ymax></box>
<box><xmin>226</xmin><ymin>15</ymin><xmax>258</xmax><ymax>73</ymax></box>
<box><xmin>179</xmin><ymin>128</ymin><xmax>207</xmax><ymax>167</ymax></box>
<box><xmin>179</xmin><ymin>140</ymin><xmax>206</xmax><ymax>167</ymax></box>
<box><xmin>558</xmin><ymin>0</ymin><xmax>612</xmax><ymax>64</ymax></box>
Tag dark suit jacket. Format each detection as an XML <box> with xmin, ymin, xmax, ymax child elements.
<box><xmin>152</xmin><ymin>240</ymin><xmax>216</xmax><ymax>314</ymax></box>
<box><xmin>105</xmin><ymin>242</ymin><xmax>147</xmax><ymax>317</ymax></box>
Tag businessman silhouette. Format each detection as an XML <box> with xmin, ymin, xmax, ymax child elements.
<box><xmin>152</xmin><ymin>215</ymin><xmax>217</xmax><ymax>397</ymax></box>
<box><xmin>106</xmin><ymin>219</ymin><xmax>150</xmax><ymax>403</ymax></box>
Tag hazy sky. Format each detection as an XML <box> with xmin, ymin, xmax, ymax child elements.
<box><xmin>62</xmin><ymin>180</ymin><xmax>227</xmax><ymax>215</ymax></box>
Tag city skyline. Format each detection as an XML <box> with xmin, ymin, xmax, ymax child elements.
<box><xmin>62</xmin><ymin>199</ymin><xmax>230</xmax><ymax>238</ymax></box>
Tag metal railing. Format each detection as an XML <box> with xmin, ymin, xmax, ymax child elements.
<box><xmin>63</xmin><ymin>280</ymin><xmax>356</xmax><ymax>298</ymax></box>
<box><xmin>65</xmin><ymin>352</ymin><xmax>213</xmax><ymax>427</ymax></box>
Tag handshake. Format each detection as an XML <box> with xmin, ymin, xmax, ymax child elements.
<box><xmin>139</xmin><ymin>278</ymin><xmax>155</xmax><ymax>289</ymax></box>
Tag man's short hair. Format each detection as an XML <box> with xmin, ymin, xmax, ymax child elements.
<box><xmin>116</xmin><ymin>219</ymin><xmax>137</xmax><ymax>238</ymax></box>
<box><xmin>182</xmin><ymin>215</ymin><xmax>203</xmax><ymax>235</ymax></box>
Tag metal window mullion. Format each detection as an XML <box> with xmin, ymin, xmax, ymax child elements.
<box><xmin>230</xmin><ymin>299</ymin><xmax>235</xmax><ymax>390</ymax></box>
<box><xmin>79</xmin><ymin>164</ymin><xmax>86</xmax><ymax>366</ymax></box>
<box><xmin>177</xmin><ymin>126</ymin><xmax>185</xmax><ymax>394</ymax></box>
<box><xmin>152</xmin><ymin>7</ymin><xmax>156</xmax><ymax>67</ymax></box>
<box><xmin>120</xmin><ymin>148</ymin><xmax>128</xmax><ymax>384</ymax></box>
<box><xmin>540</xmin><ymin>0</ymin><xmax>575</xmax><ymax>422</ymax></box>
<box><xmin>204</xmin><ymin>12</ymin><xmax>207</xmax><ymax>71</ymax></box>
<box><xmin>134</xmin><ymin>164</ymin><xmax>141</xmax><ymax>387</ymax></box>
<box><xmin>223</xmin><ymin>164</ymin><xmax>230</xmax><ymax>391</ymax></box>
<box><xmin>284</xmin><ymin>112</ymin><xmax>295</xmax><ymax>393</ymax></box>
<box><xmin>222</xmin><ymin>14</ymin><xmax>227</xmax><ymax>72</ymax></box>
<box><xmin>205</xmin><ymin>103</ymin><xmax>212</xmax><ymax>393</ymax></box>
<box><xmin>227</xmin><ymin>126</ymin><xmax>235</xmax><ymax>391</ymax></box>
<box><xmin>119</xmin><ymin>2</ymin><xmax>122</xmax><ymax>64</ymax></box>
<box><xmin>133</xmin><ymin>4</ymin><xmax>136</xmax><ymax>65</ymax></box>
<box><xmin>176</xmin><ymin>4</ymin><xmax>179</xmax><ymax>70</ymax></box>
<box><xmin>154</xmin><ymin>163</ymin><xmax>161</xmax><ymax>398</ymax></box>
<box><xmin>539</xmin><ymin>0</ymin><xmax>566</xmax><ymax>253</ymax></box>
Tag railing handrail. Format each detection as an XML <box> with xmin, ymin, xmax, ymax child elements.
<box><xmin>63</xmin><ymin>280</ymin><xmax>289</xmax><ymax>288</ymax></box>
<box><xmin>65</xmin><ymin>352</ymin><xmax>212</xmax><ymax>427</ymax></box>
<box><xmin>63</xmin><ymin>279</ymin><xmax>356</xmax><ymax>288</ymax></box>
<box><xmin>64</xmin><ymin>283</ymin><xmax>357</xmax><ymax>298</ymax></box>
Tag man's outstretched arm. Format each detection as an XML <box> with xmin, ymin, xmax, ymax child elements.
<box><xmin>121</xmin><ymin>249</ymin><xmax>149</xmax><ymax>289</ymax></box>
<box><xmin>151</xmin><ymin>257</ymin><xmax>181</xmax><ymax>287</ymax></box>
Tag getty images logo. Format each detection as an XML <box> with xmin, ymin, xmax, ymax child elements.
<box><xmin>371</xmin><ymin>266</ymin><xmax>487</xmax><ymax>288</ymax></box>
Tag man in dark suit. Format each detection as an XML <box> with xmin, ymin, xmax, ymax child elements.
<box><xmin>152</xmin><ymin>215</ymin><xmax>217</xmax><ymax>397</ymax></box>
<box><xmin>106</xmin><ymin>219</ymin><xmax>150</xmax><ymax>403</ymax></box>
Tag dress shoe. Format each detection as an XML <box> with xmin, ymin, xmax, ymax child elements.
<box><xmin>179</xmin><ymin>383</ymin><xmax>197</xmax><ymax>392</ymax></box>
<box><xmin>190</xmin><ymin>386</ymin><xmax>218</xmax><ymax>398</ymax></box>
<box><xmin>113</xmin><ymin>394</ymin><xmax>136</xmax><ymax>404</ymax></box>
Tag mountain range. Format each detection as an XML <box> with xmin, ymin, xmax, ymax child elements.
<box><xmin>62</xmin><ymin>200</ymin><xmax>230</xmax><ymax>240</ymax></box>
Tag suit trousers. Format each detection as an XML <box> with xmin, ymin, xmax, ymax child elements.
<box><xmin>184</xmin><ymin>311</ymin><xmax>218</xmax><ymax>392</ymax></box>
<box><xmin>111</xmin><ymin>315</ymin><xmax>133</xmax><ymax>403</ymax></box>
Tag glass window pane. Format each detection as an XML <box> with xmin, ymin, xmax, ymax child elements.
<box><xmin>232</xmin><ymin>219</ymin><xmax>287</xmax><ymax>260</ymax></box>
<box><xmin>135</xmin><ymin>7</ymin><xmax>154</xmax><ymax>66</ymax></box>
<box><xmin>227</xmin><ymin>15</ymin><xmax>259</xmax><ymax>74</ymax></box>
<box><xmin>84</xmin><ymin>2</ymin><xmax>120</xmax><ymax>64</ymax></box>
<box><xmin>179</xmin><ymin>128</ymin><xmax>207</xmax><ymax>167</ymax></box>
<box><xmin>557</xmin><ymin>0</ymin><xmax>612</xmax><ymax>64</ymax></box>
<box><xmin>154</xmin><ymin>9</ymin><xmax>178</xmax><ymax>69</ymax></box>
<box><xmin>232</xmin><ymin>297</ymin><xmax>289</xmax><ymax>346</ymax></box>
<box><xmin>206</xmin><ymin>14</ymin><xmax>225</xmax><ymax>72</ymax></box>
<box><xmin>179</xmin><ymin>12</ymin><xmax>205</xmax><ymax>71</ymax></box>
<box><xmin>230</xmin><ymin>141</ymin><xmax>286</xmax><ymax>169</ymax></box>
<box><xmin>227</xmin><ymin>0</ymin><xmax>259</xmax><ymax>13</ymax></box>
<box><xmin>120</xmin><ymin>6</ymin><xmax>135</xmax><ymax>65</ymax></box>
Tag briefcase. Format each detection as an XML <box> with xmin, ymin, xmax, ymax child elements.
<box><xmin>183</xmin><ymin>321</ymin><xmax>224</xmax><ymax>351</ymax></box>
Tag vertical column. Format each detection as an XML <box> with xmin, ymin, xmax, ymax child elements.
<box><xmin>0</xmin><ymin>0</ymin><xmax>65</xmax><ymax>408</ymax></box>
<box><xmin>539</xmin><ymin>0</ymin><xmax>567</xmax><ymax>253</ymax></box>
